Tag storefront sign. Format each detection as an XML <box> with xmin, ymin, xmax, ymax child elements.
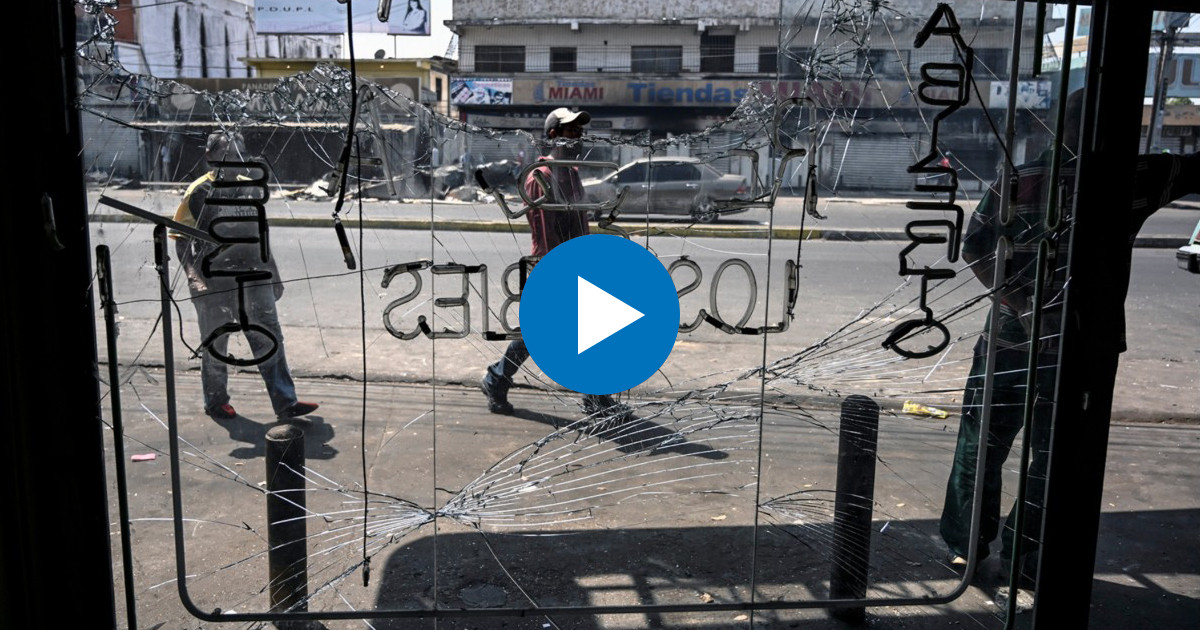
<box><xmin>533</xmin><ymin>80</ymin><xmax>606</xmax><ymax>102</ymax></box>
<box><xmin>450</xmin><ymin>78</ymin><xmax>513</xmax><ymax>105</ymax></box>
<box><xmin>452</xmin><ymin>78</ymin><xmax>1018</xmax><ymax>109</ymax></box>
<box><xmin>988</xmin><ymin>80</ymin><xmax>1053</xmax><ymax>109</ymax></box>
<box><xmin>627</xmin><ymin>82</ymin><xmax>749</xmax><ymax>104</ymax></box>
<box><xmin>522</xmin><ymin>79</ymin><xmax>754</xmax><ymax>107</ymax></box>
<box><xmin>380</xmin><ymin>255</ymin><xmax>800</xmax><ymax>341</ymax></box>
<box><xmin>195</xmin><ymin>160</ymin><xmax>281</xmax><ymax>366</ymax></box>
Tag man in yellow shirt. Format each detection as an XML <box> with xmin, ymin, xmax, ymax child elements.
<box><xmin>173</xmin><ymin>131</ymin><xmax>318</xmax><ymax>421</ymax></box>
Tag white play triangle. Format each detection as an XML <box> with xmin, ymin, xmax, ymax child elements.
<box><xmin>577</xmin><ymin>276</ymin><xmax>644</xmax><ymax>354</ymax></box>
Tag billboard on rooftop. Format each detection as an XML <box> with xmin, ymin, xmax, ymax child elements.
<box><xmin>255</xmin><ymin>0</ymin><xmax>431</xmax><ymax>36</ymax></box>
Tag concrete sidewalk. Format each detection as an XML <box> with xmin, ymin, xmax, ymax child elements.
<box><xmin>102</xmin><ymin>366</ymin><xmax>1200</xmax><ymax>630</ymax></box>
<box><xmin>86</xmin><ymin>187</ymin><xmax>1198</xmax><ymax>248</ymax></box>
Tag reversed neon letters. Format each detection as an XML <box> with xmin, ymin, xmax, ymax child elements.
<box><xmin>198</xmin><ymin>159</ymin><xmax>280</xmax><ymax>366</ymax></box>
<box><xmin>884</xmin><ymin>3</ymin><xmax>971</xmax><ymax>359</ymax></box>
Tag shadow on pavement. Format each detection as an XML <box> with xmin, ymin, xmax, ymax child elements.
<box><xmin>361</xmin><ymin>509</ymin><xmax>1200</xmax><ymax>630</ymax></box>
<box><xmin>210</xmin><ymin>413</ymin><xmax>338</xmax><ymax>460</ymax></box>
<box><xmin>512</xmin><ymin>407</ymin><xmax>729</xmax><ymax>460</ymax></box>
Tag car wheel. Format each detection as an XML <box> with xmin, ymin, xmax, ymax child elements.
<box><xmin>691</xmin><ymin>200</ymin><xmax>719</xmax><ymax>223</ymax></box>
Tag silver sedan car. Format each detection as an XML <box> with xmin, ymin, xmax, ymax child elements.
<box><xmin>1178</xmin><ymin>219</ymin><xmax>1200</xmax><ymax>274</ymax></box>
<box><xmin>582</xmin><ymin>157</ymin><xmax>749</xmax><ymax>223</ymax></box>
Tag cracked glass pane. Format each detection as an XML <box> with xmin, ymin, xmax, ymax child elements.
<box><xmin>82</xmin><ymin>1</ymin><xmax>1198</xmax><ymax>628</ymax></box>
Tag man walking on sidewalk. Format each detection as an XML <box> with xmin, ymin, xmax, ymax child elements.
<box><xmin>480</xmin><ymin>108</ymin><xmax>631</xmax><ymax>424</ymax></box>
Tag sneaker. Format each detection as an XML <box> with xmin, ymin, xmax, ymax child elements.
<box><xmin>992</xmin><ymin>586</ymin><xmax>1034</xmax><ymax>612</ymax></box>
<box><xmin>207</xmin><ymin>403</ymin><xmax>237</xmax><ymax>420</ymax></box>
<box><xmin>480</xmin><ymin>378</ymin><xmax>514</xmax><ymax>415</ymax></box>
<box><xmin>580</xmin><ymin>395</ymin><xmax>636</xmax><ymax>437</ymax></box>
<box><xmin>280</xmin><ymin>401</ymin><xmax>319</xmax><ymax>419</ymax></box>
<box><xmin>582</xmin><ymin>395</ymin><xmax>634</xmax><ymax>423</ymax></box>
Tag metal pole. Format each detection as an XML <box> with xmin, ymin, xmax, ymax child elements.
<box><xmin>97</xmin><ymin>245</ymin><xmax>139</xmax><ymax>630</ymax></box>
<box><xmin>1034</xmin><ymin>2</ymin><xmax>1154</xmax><ymax>626</ymax></box>
<box><xmin>1145</xmin><ymin>28</ymin><xmax>1171</xmax><ymax>153</ymax></box>
<box><xmin>1145</xmin><ymin>15</ymin><xmax>1186</xmax><ymax>154</ymax></box>
<box><xmin>266</xmin><ymin>424</ymin><xmax>309</xmax><ymax>617</ymax></box>
<box><xmin>5</xmin><ymin>2</ymin><xmax>116</xmax><ymax>627</ymax></box>
<box><xmin>999</xmin><ymin>0</ymin><xmax>1027</xmax><ymax>216</ymax></box>
<box><xmin>828</xmin><ymin>394</ymin><xmax>880</xmax><ymax>623</ymax></box>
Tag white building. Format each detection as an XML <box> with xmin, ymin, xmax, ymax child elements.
<box><xmin>76</xmin><ymin>0</ymin><xmax>340</xmax><ymax>179</ymax></box>
<box><xmin>448</xmin><ymin>0</ymin><xmax>1056</xmax><ymax>190</ymax></box>
<box><xmin>88</xmin><ymin>0</ymin><xmax>339</xmax><ymax>79</ymax></box>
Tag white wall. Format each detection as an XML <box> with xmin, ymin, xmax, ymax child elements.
<box><xmin>120</xmin><ymin>0</ymin><xmax>255</xmax><ymax>78</ymax></box>
<box><xmin>461</xmin><ymin>24</ymin><xmax>785</xmax><ymax>73</ymax></box>
<box><xmin>453</xmin><ymin>0</ymin><xmax>1020</xmax><ymax>22</ymax></box>
<box><xmin>455</xmin><ymin>0</ymin><xmax>776</xmax><ymax>21</ymax></box>
<box><xmin>110</xmin><ymin>0</ymin><xmax>338</xmax><ymax>79</ymax></box>
<box><xmin>456</xmin><ymin>18</ymin><xmax>1015</xmax><ymax>74</ymax></box>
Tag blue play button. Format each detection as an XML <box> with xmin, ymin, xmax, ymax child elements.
<box><xmin>520</xmin><ymin>234</ymin><xmax>680</xmax><ymax>395</ymax></box>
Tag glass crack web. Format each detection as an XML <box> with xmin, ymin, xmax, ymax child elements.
<box><xmin>80</xmin><ymin>1</ymin><xmax>1087</xmax><ymax>627</ymax></box>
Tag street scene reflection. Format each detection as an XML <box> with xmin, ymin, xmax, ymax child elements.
<box><xmin>80</xmin><ymin>1</ymin><xmax>1199</xmax><ymax>628</ymax></box>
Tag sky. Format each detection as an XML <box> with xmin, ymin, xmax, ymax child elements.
<box><xmin>345</xmin><ymin>0</ymin><xmax>455</xmax><ymax>59</ymax></box>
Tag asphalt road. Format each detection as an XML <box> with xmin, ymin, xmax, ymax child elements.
<box><xmin>91</xmin><ymin>219</ymin><xmax>1198</xmax><ymax>422</ymax></box>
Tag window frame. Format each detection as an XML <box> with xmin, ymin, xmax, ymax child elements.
<box><xmin>699</xmin><ymin>33</ymin><xmax>736</xmax><ymax>73</ymax></box>
<box><xmin>475</xmin><ymin>45</ymin><xmax>526</xmax><ymax>73</ymax></box>
<box><xmin>549</xmin><ymin>47</ymin><xmax>577</xmax><ymax>73</ymax></box>
<box><xmin>758</xmin><ymin>46</ymin><xmax>779</xmax><ymax>74</ymax></box>
<box><xmin>631</xmin><ymin>46</ymin><xmax>683</xmax><ymax>74</ymax></box>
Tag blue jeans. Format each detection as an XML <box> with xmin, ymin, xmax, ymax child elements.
<box><xmin>483</xmin><ymin>338</ymin><xmax>615</xmax><ymax>409</ymax></box>
<box><xmin>483</xmin><ymin>339</ymin><xmax>529</xmax><ymax>392</ymax></box>
<box><xmin>191</xmin><ymin>281</ymin><xmax>298</xmax><ymax>416</ymax></box>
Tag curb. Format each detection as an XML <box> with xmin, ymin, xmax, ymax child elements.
<box><xmin>87</xmin><ymin>213</ymin><xmax>1187</xmax><ymax>248</ymax></box>
<box><xmin>108</xmin><ymin>362</ymin><xmax>1199</xmax><ymax>425</ymax></box>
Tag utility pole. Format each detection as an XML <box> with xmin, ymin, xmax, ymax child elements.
<box><xmin>1144</xmin><ymin>12</ymin><xmax>1192</xmax><ymax>153</ymax></box>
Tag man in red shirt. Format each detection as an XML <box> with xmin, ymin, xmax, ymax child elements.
<box><xmin>481</xmin><ymin>108</ymin><xmax>630</xmax><ymax>423</ymax></box>
<box><xmin>523</xmin><ymin>109</ymin><xmax>591</xmax><ymax>257</ymax></box>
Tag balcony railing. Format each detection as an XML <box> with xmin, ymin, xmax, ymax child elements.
<box><xmin>459</xmin><ymin>43</ymin><xmax>1034</xmax><ymax>79</ymax></box>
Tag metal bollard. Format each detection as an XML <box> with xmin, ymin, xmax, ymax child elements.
<box><xmin>828</xmin><ymin>394</ymin><xmax>880</xmax><ymax>623</ymax></box>
<box><xmin>266</xmin><ymin>424</ymin><xmax>308</xmax><ymax>617</ymax></box>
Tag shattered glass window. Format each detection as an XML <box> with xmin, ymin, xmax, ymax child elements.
<box><xmin>82</xmin><ymin>1</ymin><xmax>1198</xmax><ymax>628</ymax></box>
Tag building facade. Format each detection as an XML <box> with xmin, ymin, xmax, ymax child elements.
<box><xmin>96</xmin><ymin>0</ymin><xmax>339</xmax><ymax>79</ymax></box>
<box><xmin>447</xmin><ymin>0</ymin><xmax>1056</xmax><ymax>191</ymax></box>
<box><xmin>77</xmin><ymin>0</ymin><xmax>342</xmax><ymax>179</ymax></box>
<box><xmin>77</xmin><ymin>1</ymin><xmax>456</xmax><ymax>183</ymax></box>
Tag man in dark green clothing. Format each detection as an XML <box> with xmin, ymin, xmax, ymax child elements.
<box><xmin>940</xmin><ymin>91</ymin><xmax>1198</xmax><ymax>585</ymax></box>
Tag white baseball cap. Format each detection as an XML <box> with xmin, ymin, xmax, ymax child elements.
<box><xmin>544</xmin><ymin>108</ymin><xmax>591</xmax><ymax>136</ymax></box>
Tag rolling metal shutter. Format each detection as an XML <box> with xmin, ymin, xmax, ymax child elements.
<box><xmin>465</xmin><ymin>136</ymin><xmax>535</xmax><ymax>166</ymax></box>
<box><xmin>824</xmin><ymin>134</ymin><xmax>919</xmax><ymax>192</ymax></box>
<box><xmin>1157</xmin><ymin>134</ymin><xmax>1185</xmax><ymax>155</ymax></box>
<box><xmin>81</xmin><ymin>106</ymin><xmax>143</xmax><ymax>178</ymax></box>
